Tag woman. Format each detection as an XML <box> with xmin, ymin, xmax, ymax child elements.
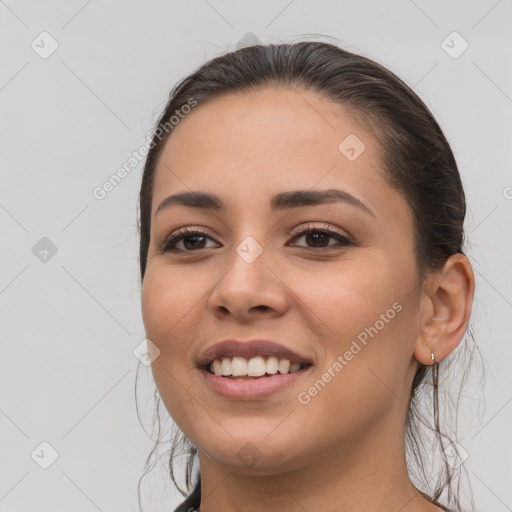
<box><xmin>137</xmin><ymin>40</ymin><xmax>476</xmax><ymax>512</ymax></box>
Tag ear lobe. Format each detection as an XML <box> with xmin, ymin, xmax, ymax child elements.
<box><xmin>413</xmin><ymin>254</ymin><xmax>475</xmax><ymax>365</ymax></box>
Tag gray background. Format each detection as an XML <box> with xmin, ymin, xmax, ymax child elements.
<box><xmin>1</xmin><ymin>1</ymin><xmax>511</xmax><ymax>511</ymax></box>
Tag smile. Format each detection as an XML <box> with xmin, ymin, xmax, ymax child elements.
<box><xmin>208</xmin><ymin>355</ymin><xmax>311</xmax><ymax>378</ymax></box>
<box><xmin>200</xmin><ymin>360</ymin><xmax>314</xmax><ymax>400</ymax></box>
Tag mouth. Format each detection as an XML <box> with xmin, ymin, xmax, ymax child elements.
<box><xmin>202</xmin><ymin>360</ymin><xmax>313</xmax><ymax>380</ymax></box>
<box><xmin>203</xmin><ymin>356</ymin><xmax>314</xmax><ymax>378</ymax></box>
<box><xmin>199</xmin><ymin>357</ymin><xmax>314</xmax><ymax>400</ymax></box>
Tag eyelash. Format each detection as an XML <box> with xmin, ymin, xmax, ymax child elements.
<box><xmin>157</xmin><ymin>223</ymin><xmax>354</xmax><ymax>254</ymax></box>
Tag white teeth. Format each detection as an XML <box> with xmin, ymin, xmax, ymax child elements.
<box><xmin>221</xmin><ymin>358</ymin><xmax>232</xmax><ymax>376</ymax></box>
<box><xmin>266</xmin><ymin>356</ymin><xmax>278</xmax><ymax>374</ymax></box>
<box><xmin>278</xmin><ymin>359</ymin><xmax>290</xmax><ymax>374</ymax></box>
<box><xmin>247</xmin><ymin>356</ymin><xmax>266</xmax><ymax>376</ymax></box>
<box><xmin>212</xmin><ymin>360</ymin><xmax>222</xmax><ymax>375</ymax></box>
<box><xmin>231</xmin><ymin>356</ymin><xmax>247</xmax><ymax>376</ymax></box>
<box><xmin>209</xmin><ymin>356</ymin><xmax>305</xmax><ymax>377</ymax></box>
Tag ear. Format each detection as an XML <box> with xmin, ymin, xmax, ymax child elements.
<box><xmin>413</xmin><ymin>253</ymin><xmax>475</xmax><ymax>365</ymax></box>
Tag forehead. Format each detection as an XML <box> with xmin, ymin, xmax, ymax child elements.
<box><xmin>152</xmin><ymin>87</ymin><xmax>410</xmax><ymax>226</ymax></box>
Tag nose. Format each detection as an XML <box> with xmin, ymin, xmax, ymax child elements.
<box><xmin>207</xmin><ymin>241</ymin><xmax>288</xmax><ymax>322</ymax></box>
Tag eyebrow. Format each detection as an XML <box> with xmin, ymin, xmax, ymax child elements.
<box><xmin>155</xmin><ymin>189</ymin><xmax>376</xmax><ymax>218</ymax></box>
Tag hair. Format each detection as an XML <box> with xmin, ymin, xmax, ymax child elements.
<box><xmin>135</xmin><ymin>38</ymin><xmax>483</xmax><ymax>511</ymax></box>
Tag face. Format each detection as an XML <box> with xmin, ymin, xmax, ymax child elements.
<box><xmin>141</xmin><ymin>87</ymin><xmax>424</xmax><ymax>473</ymax></box>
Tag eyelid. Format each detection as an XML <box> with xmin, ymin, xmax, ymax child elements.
<box><xmin>156</xmin><ymin>225</ymin><xmax>218</xmax><ymax>253</ymax></box>
<box><xmin>158</xmin><ymin>222</ymin><xmax>354</xmax><ymax>253</ymax></box>
<box><xmin>288</xmin><ymin>222</ymin><xmax>349</xmax><ymax>240</ymax></box>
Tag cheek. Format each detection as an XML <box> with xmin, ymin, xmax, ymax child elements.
<box><xmin>142</xmin><ymin>264</ymin><xmax>199</xmax><ymax>332</ymax></box>
<box><xmin>297</xmin><ymin>258</ymin><xmax>400</xmax><ymax>349</ymax></box>
<box><xmin>296</xmin><ymin>257</ymin><xmax>417</xmax><ymax>402</ymax></box>
<box><xmin>141</xmin><ymin>266</ymin><xmax>203</xmax><ymax>429</ymax></box>
<box><xmin>292</xmin><ymin>270</ymin><xmax>413</xmax><ymax>447</ymax></box>
<box><xmin>141</xmin><ymin>265</ymin><xmax>206</xmax><ymax>374</ymax></box>
<box><xmin>303</xmin><ymin>262</ymin><xmax>417</xmax><ymax>397</ymax></box>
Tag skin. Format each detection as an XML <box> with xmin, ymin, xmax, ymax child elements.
<box><xmin>140</xmin><ymin>86</ymin><xmax>475</xmax><ymax>512</ymax></box>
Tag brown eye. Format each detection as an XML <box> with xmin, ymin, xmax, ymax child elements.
<box><xmin>288</xmin><ymin>224</ymin><xmax>354</xmax><ymax>250</ymax></box>
<box><xmin>158</xmin><ymin>228</ymin><xmax>219</xmax><ymax>253</ymax></box>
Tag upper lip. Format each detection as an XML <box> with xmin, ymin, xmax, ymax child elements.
<box><xmin>197</xmin><ymin>339</ymin><xmax>314</xmax><ymax>367</ymax></box>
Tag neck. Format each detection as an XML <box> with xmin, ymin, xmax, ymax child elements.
<box><xmin>196</xmin><ymin>408</ymin><xmax>442</xmax><ymax>512</ymax></box>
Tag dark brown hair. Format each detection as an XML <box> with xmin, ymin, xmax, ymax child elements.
<box><xmin>136</xmin><ymin>39</ymin><xmax>482</xmax><ymax>511</ymax></box>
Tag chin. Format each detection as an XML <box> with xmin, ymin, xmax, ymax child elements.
<box><xmin>199</xmin><ymin>435</ymin><xmax>305</xmax><ymax>474</ymax></box>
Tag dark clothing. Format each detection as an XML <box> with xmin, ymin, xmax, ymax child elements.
<box><xmin>173</xmin><ymin>479</ymin><xmax>201</xmax><ymax>512</ymax></box>
<box><xmin>172</xmin><ymin>480</ymin><xmax>458</xmax><ymax>511</ymax></box>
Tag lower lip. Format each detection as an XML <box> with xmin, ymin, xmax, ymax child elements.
<box><xmin>199</xmin><ymin>366</ymin><xmax>313</xmax><ymax>400</ymax></box>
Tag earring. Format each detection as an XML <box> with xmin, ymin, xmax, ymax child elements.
<box><xmin>431</xmin><ymin>350</ymin><xmax>439</xmax><ymax>427</ymax></box>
